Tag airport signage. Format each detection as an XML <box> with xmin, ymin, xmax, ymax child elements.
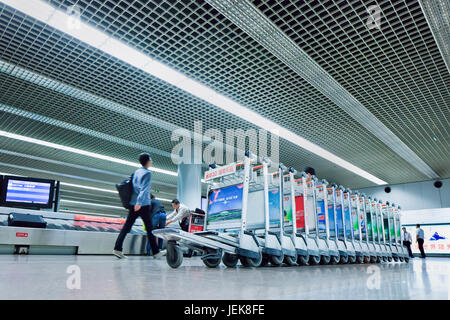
<box><xmin>15</xmin><ymin>232</ymin><xmax>28</xmax><ymax>238</ymax></box>
<box><xmin>204</xmin><ymin>163</ymin><xmax>236</xmax><ymax>181</ymax></box>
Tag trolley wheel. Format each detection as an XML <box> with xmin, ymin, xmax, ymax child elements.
<box><xmin>404</xmin><ymin>257</ymin><xmax>409</xmax><ymax>263</ymax></box>
<box><xmin>283</xmin><ymin>255</ymin><xmax>297</xmax><ymax>266</ymax></box>
<box><xmin>166</xmin><ymin>241</ymin><xmax>183</xmax><ymax>269</ymax></box>
<box><xmin>222</xmin><ymin>253</ymin><xmax>238</xmax><ymax>268</ymax></box>
<box><xmin>370</xmin><ymin>256</ymin><xmax>377</xmax><ymax>263</ymax></box>
<box><xmin>297</xmin><ymin>254</ymin><xmax>309</xmax><ymax>266</ymax></box>
<box><xmin>356</xmin><ymin>255</ymin><xmax>364</xmax><ymax>264</ymax></box>
<box><xmin>388</xmin><ymin>256</ymin><xmax>393</xmax><ymax>262</ymax></box>
<box><xmin>399</xmin><ymin>256</ymin><xmax>404</xmax><ymax>262</ymax></box>
<box><xmin>339</xmin><ymin>255</ymin><xmax>348</xmax><ymax>264</ymax></box>
<box><xmin>269</xmin><ymin>253</ymin><xmax>284</xmax><ymax>267</ymax></box>
<box><xmin>309</xmin><ymin>255</ymin><xmax>321</xmax><ymax>265</ymax></box>
<box><xmin>260</xmin><ymin>255</ymin><xmax>270</xmax><ymax>267</ymax></box>
<box><xmin>393</xmin><ymin>256</ymin><xmax>399</xmax><ymax>262</ymax></box>
<box><xmin>320</xmin><ymin>255</ymin><xmax>331</xmax><ymax>265</ymax></box>
<box><xmin>382</xmin><ymin>256</ymin><xmax>388</xmax><ymax>262</ymax></box>
<box><xmin>363</xmin><ymin>256</ymin><xmax>370</xmax><ymax>264</ymax></box>
<box><xmin>348</xmin><ymin>255</ymin><xmax>357</xmax><ymax>264</ymax></box>
<box><xmin>240</xmin><ymin>252</ymin><xmax>262</xmax><ymax>268</ymax></box>
<box><xmin>376</xmin><ymin>256</ymin><xmax>381</xmax><ymax>263</ymax></box>
<box><xmin>203</xmin><ymin>257</ymin><xmax>221</xmax><ymax>268</ymax></box>
<box><xmin>330</xmin><ymin>255</ymin><xmax>340</xmax><ymax>265</ymax></box>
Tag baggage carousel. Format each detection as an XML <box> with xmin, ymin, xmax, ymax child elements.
<box><xmin>0</xmin><ymin>207</ymin><xmax>147</xmax><ymax>255</ymax></box>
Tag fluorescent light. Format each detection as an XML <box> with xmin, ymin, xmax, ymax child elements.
<box><xmin>60</xmin><ymin>182</ymin><xmax>117</xmax><ymax>194</ymax></box>
<box><xmin>61</xmin><ymin>198</ymin><xmax>171</xmax><ymax>209</ymax></box>
<box><xmin>60</xmin><ymin>199</ymin><xmax>124</xmax><ymax>210</ymax></box>
<box><xmin>59</xmin><ymin>208</ymin><xmax>125</xmax><ymax>217</ymax></box>
<box><xmin>0</xmin><ymin>130</ymin><xmax>177</xmax><ymax>176</ymax></box>
<box><xmin>1</xmin><ymin>0</ymin><xmax>388</xmax><ymax>185</ymax></box>
<box><xmin>154</xmin><ymin>197</ymin><xmax>172</xmax><ymax>203</ymax></box>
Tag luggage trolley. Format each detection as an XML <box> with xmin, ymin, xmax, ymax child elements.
<box><xmin>315</xmin><ymin>180</ymin><xmax>339</xmax><ymax>264</ymax></box>
<box><xmin>361</xmin><ymin>195</ymin><xmax>379</xmax><ymax>263</ymax></box>
<box><xmin>153</xmin><ymin>153</ymin><xmax>262</xmax><ymax>268</ymax></box>
<box><xmin>256</xmin><ymin>159</ymin><xmax>296</xmax><ymax>267</ymax></box>
<box><xmin>381</xmin><ymin>202</ymin><xmax>394</xmax><ymax>262</ymax></box>
<box><xmin>369</xmin><ymin>198</ymin><xmax>383</xmax><ymax>263</ymax></box>
<box><xmin>327</xmin><ymin>183</ymin><xmax>349</xmax><ymax>264</ymax></box>
<box><xmin>388</xmin><ymin>202</ymin><xmax>401</xmax><ymax>262</ymax></box>
<box><xmin>275</xmin><ymin>168</ymin><xmax>311</xmax><ymax>265</ymax></box>
<box><xmin>293</xmin><ymin>173</ymin><xmax>321</xmax><ymax>265</ymax></box>
<box><xmin>375</xmin><ymin>199</ymin><xmax>390</xmax><ymax>261</ymax></box>
<box><xmin>394</xmin><ymin>205</ymin><xmax>409</xmax><ymax>263</ymax></box>
<box><xmin>350</xmin><ymin>192</ymin><xmax>370</xmax><ymax>263</ymax></box>
<box><xmin>265</xmin><ymin>164</ymin><xmax>298</xmax><ymax>266</ymax></box>
<box><xmin>204</xmin><ymin>157</ymin><xmax>296</xmax><ymax>267</ymax></box>
<box><xmin>338</xmin><ymin>188</ymin><xmax>357</xmax><ymax>263</ymax></box>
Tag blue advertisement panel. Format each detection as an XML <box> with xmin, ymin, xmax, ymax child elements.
<box><xmin>344</xmin><ymin>206</ymin><xmax>353</xmax><ymax>237</ymax></box>
<box><xmin>336</xmin><ymin>204</ymin><xmax>344</xmax><ymax>238</ymax></box>
<box><xmin>268</xmin><ymin>188</ymin><xmax>281</xmax><ymax>224</ymax></box>
<box><xmin>317</xmin><ymin>200</ymin><xmax>326</xmax><ymax>232</ymax></box>
<box><xmin>328</xmin><ymin>204</ymin><xmax>336</xmax><ymax>237</ymax></box>
<box><xmin>366</xmin><ymin>212</ymin><xmax>372</xmax><ymax>239</ymax></box>
<box><xmin>207</xmin><ymin>184</ymin><xmax>243</xmax><ymax>223</ymax></box>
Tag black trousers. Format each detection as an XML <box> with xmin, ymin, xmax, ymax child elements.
<box><xmin>403</xmin><ymin>240</ymin><xmax>413</xmax><ymax>257</ymax></box>
<box><xmin>114</xmin><ymin>205</ymin><xmax>159</xmax><ymax>255</ymax></box>
<box><xmin>417</xmin><ymin>238</ymin><xmax>426</xmax><ymax>258</ymax></box>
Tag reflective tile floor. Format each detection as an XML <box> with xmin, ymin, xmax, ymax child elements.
<box><xmin>0</xmin><ymin>255</ymin><xmax>449</xmax><ymax>299</ymax></box>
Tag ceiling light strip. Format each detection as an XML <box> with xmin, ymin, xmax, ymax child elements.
<box><xmin>0</xmin><ymin>130</ymin><xmax>177</xmax><ymax>176</ymax></box>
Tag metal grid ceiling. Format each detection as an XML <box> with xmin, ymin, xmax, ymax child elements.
<box><xmin>0</xmin><ymin>0</ymin><xmax>448</xmax><ymax>216</ymax></box>
<box><xmin>252</xmin><ymin>0</ymin><xmax>450</xmax><ymax>176</ymax></box>
<box><xmin>0</xmin><ymin>1</ymin><xmax>435</xmax><ymax>184</ymax></box>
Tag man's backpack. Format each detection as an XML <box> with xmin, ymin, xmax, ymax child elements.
<box><xmin>116</xmin><ymin>174</ymin><xmax>133</xmax><ymax>209</ymax></box>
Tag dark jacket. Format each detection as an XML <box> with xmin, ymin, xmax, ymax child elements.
<box><xmin>150</xmin><ymin>198</ymin><xmax>165</xmax><ymax>217</ymax></box>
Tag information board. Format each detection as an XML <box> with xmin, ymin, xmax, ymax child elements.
<box><xmin>405</xmin><ymin>225</ymin><xmax>450</xmax><ymax>255</ymax></box>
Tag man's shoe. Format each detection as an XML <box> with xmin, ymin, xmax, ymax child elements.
<box><xmin>153</xmin><ymin>250</ymin><xmax>166</xmax><ymax>259</ymax></box>
<box><xmin>113</xmin><ymin>250</ymin><xmax>127</xmax><ymax>259</ymax></box>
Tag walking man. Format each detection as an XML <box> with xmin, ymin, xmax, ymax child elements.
<box><xmin>113</xmin><ymin>153</ymin><xmax>164</xmax><ymax>259</ymax></box>
<box><xmin>416</xmin><ymin>224</ymin><xmax>426</xmax><ymax>258</ymax></box>
<box><xmin>402</xmin><ymin>227</ymin><xmax>414</xmax><ymax>258</ymax></box>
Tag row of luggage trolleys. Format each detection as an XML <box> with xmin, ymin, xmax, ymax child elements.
<box><xmin>153</xmin><ymin>153</ymin><xmax>409</xmax><ymax>268</ymax></box>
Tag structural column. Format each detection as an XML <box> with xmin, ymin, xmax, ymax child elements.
<box><xmin>177</xmin><ymin>142</ymin><xmax>202</xmax><ymax>210</ymax></box>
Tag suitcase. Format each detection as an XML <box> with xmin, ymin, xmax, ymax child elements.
<box><xmin>8</xmin><ymin>212</ymin><xmax>47</xmax><ymax>228</ymax></box>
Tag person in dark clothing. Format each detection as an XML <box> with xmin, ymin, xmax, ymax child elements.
<box><xmin>304</xmin><ymin>167</ymin><xmax>316</xmax><ymax>178</ymax></box>
<box><xmin>402</xmin><ymin>227</ymin><xmax>414</xmax><ymax>258</ymax></box>
<box><xmin>113</xmin><ymin>153</ymin><xmax>164</xmax><ymax>259</ymax></box>
<box><xmin>147</xmin><ymin>194</ymin><xmax>166</xmax><ymax>253</ymax></box>
<box><xmin>304</xmin><ymin>167</ymin><xmax>316</xmax><ymax>183</ymax></box>
<box><xmin>416</xmin><ymin>224</ymin><xmax>426</xmax><ymax>258</ymax></box>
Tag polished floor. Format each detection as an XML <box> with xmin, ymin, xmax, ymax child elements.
<box><xmin>0</xmin><ymin>255</ymin><xmax>449</xmax><ymax>299</ymax></box>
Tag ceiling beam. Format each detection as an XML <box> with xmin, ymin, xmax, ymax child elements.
<box><xmin>418</xmin><ymin>0</ymin><xmax>450</xmax><ymax>74</ymax></box>
<box><xmin>0</xmin><ymin>103</ymin><xmax>173</xmax><ymax>159</ymax></box>
<box><xmin>205</xmin><ymin>0</ymin><xmax>439</xmax><ymax>179</ymax></box>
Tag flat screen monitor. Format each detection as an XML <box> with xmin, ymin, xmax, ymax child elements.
<box><xmin>0</xmin><ymin>175</ymin><xmax>55</xmax><ymax>209</ymax></box>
